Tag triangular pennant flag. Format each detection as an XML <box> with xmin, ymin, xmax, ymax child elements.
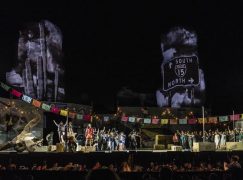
<box><xmin>152</xmin><ymin>118</ymin><xmax>159</xmax><ymax>124</ymax></box>
<box><xmin>179</xmin><ymin>119</ymin><xmax>187</xmax><ymax>124</ymax></box>
<box><xmin>22</xmin><ymin>95</ymin><xmax>32</xmax><ymax>103</ymax></box>
<box><xmin>32</xmin><ymin>99</ymin><xmax>41</xmax><ymax>108</ymax></box>
<box><xmin>0</xmin><ymin>82</ymin><xmax>11</xmax><ymax>91</ymax></box>
<box><xmin>11</xmin><ymin>89</ymin><xmax>22</xmax><ymax>98</ymax></box>
<box><xmin>208</xmin><ymin>117</ymin><xmax>218</xmax><ymax>124</ymax></box>
<box><xmin>219</xmin><ymin>116</ymin><xmax>229</xmax><ymax>122</ymax></box>
<box><xmin>68</xmin><ymin>112</ymin><xmax>76</xmax><ymax>119</ymax></box>
<box><xmin>170</xmin><ymin>119</ymin><xmax>177</xmax><ymax>124</ymax></box>
<box><xmin>77</xmin><ymin>114</ymin><xmax>83</xmax><ymax>120</ymax></box>
<box><xmin>128</xmin><ymin>117</ymin><xmax>136</xmax><ymax>123</ymax></box>
<box><xmin>121</xmin><ymin>116</ymin><xmax>128</xmax><ymax>122</ymax></box>
<box><xmin>230</xmin><ymin>114</ymin><xmax>240</xmax><ymax>121</ymax></box>
<box><xmin>188</xmin><ymin>118</ymin><xmax>197</xmax><ymax>124</ymax></box>
<box><xmin>104</xmin><ymin>116</ymin><xmax>109</xmax><ymax>122</ymax></box>
<box><xmin>41</xmin><ymin>103</ymin><xmax>51</xmax><ymax>111</ymax></box>
<box><xmin>161</xmin><ymin>119</ymin><xmax>168</xmax><ymax>125</ymax></box>
<box><xmin>144</xmin><ymin>118</ymin><xmax>151</xmax><ymax>124</ymax></box>
<box><xmin>51</xmin><ymin>106</ymin><xmax>60</xmax><ymax>114</ymax></box>
<box><xmin>60</xmin><ymin>110</ymin><xmax>68</xmax><ymax>117</ymax></box>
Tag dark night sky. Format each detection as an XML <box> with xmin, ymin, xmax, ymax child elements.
<box><xmin>0</xmin><ymin>0</ymin><xmax>242</xmax><ymax>115</ymax></box>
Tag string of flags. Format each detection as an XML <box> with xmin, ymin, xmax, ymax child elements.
<box><xmin>0</xmin><ymin>82</ymin><xmax>92</xmax><ymax>121</ymax></box>
<box><xmin>1</xmin><ymin>81</ymin><xmax>243</xmax><ymax>125</ymax></box>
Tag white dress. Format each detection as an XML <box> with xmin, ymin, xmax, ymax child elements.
<box><xmin>214</xmin><ymin>134</ymin><xmax>220</xmax><ymax>148</ymax></box>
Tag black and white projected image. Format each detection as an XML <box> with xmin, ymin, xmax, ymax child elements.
<box><xmin>156</xmin><ymin>27</ymin><xmax>206</xmax><ymax>108</ymax></box>
<box><xmin>6</xmin><ymin>20</ymin><xmax>65</xmax><ymax>101</ymax></box>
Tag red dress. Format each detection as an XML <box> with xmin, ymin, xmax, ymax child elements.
<box><xmin>85</xmin><ymin>127</ymin><xmax>94</xmax><ymax>139</ymax></box>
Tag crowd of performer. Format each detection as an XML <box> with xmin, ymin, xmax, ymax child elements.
<box><xmin>52</xmin><ymin>119</ymin><xmax>141</xmax><ymax>152</ymax></box>
<box><xmin>173</xmin><ymin>128</ymin><xmax>243</xmax><ymax>150</ymax></box>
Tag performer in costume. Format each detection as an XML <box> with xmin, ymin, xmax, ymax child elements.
<box><xmin>85</xmin><ymin>123</ymin><xmax>94</xmax><ymax>147</ymax></box>
<box><xmin>53</xmin><ymin>119</ymin><xmax>68</xmax><ymax>143</ymax></box>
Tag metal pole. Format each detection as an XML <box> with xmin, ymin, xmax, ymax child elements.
<box><xmin>233</xmin><ymin>110</ymin><xmax>235</xmax><ymax>142</ymax></box>
<box><xmin>202</xmin><ymin>106</ymin><xmax>205</xmax><ymax>142</ymax></box>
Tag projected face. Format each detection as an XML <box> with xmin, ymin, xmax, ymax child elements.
<box><xmin>156</xmin><ymin>27</ymin><xmax>206</xmax><ymax>108</ymax></box>
<box><xmin>6</xmin><ymin>20</ymin><xmax>65</xmax><ymax>101</ymax></box>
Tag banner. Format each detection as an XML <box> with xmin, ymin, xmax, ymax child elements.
<box><xmin>136</xmin><ymin>118</ymin><xmax>143</xmax><ymax>123</ymax></box>
<box><xmin>219</xmin><ymin>116</ymin><xmax>229</xmax><ymax>122</ymax></box>
<box><xmin>188</xmin><ymin>118</ymin><xmax>197</xmax><ymax>124</ymax></box>
<box><xmin>208</xmin><ymin>117</ymin><xmax>218</xmax><ymax>124</ymax></box>
<box><xmin>77</xmin><ymin>114</ymin><xmax>83</xmax><ymax>120</ymax></box>
<box><xmin>179</xmin><ymin>119</ymin><xmax>187</xmax><ymax>124</ymax></box>
<box><xmin>170</xmin><ymin>119</ymin><xmax>177</xmax><ymax>124</ymax></box>
<box><xmin>51</xmin><ymin>106</ymin><xmax>60</xmax><ymax>114</ymax></box>
<box><xmin>0</xmin><ymin>82</ymin><xmax>11</xmax><ymax>91</ymax></box>
<box><xmin>11</xmin><ymin>89</ymin><xmax>22</xmax><ymax>98</ymax></box>
<box><xmin>84</xmin><ymin>114</ymin><xmax>91</xmax><ymax>121</ymax></box>
<box><xmin>161</xmin><ymin>119</ymin><xmax>169</xmax><ymax>125</ymax></box>
<box><xmin>152</xmin><ymin>118</ymin><xmax>159</xmax><ymax>124</ymax></box>
<box><xmin>121</xmin><ymin>116</ymin><xmax>128</xmax><ymax>122</ymax></box>
<box><xmin>60</xmin><ymin>110</ymin><xmax>68</xmax><ymax>117</ymax></box>
<box><xmin>68</xmin><ymin>112</ymin><xmax>76</xmax><ymax>119</ymax></box>
<box><xmin>128</xmin><ymin>117</ymin><xmax>136</xmax><ymax>123</ymax></box>
<box><xmin>144</xmin><ymin>118</ymin><xmax>151</xmax><ymax>124</ymax></box>
<box><xmin>41</xmin><ymin>103</ymin><xmax>51</xmax><ymax>111</ymax></box>
<box><xmin>104</xmin><ymin>116</ymin><xmax>109</xmax><ymax>122</ymax></box>
<box><xmin>230</xmin><ymin>114</ymin><xmax>240</xmax><ymax>121</ymax></box>
<box><xmin>22</xmin><ymin>95</ymin><xmax>32</xmax><ymax>103</ymax></box>
<box><xmin>198</xmin><ymin>118</ymin><xmax>207</xmax><ymax>124</ymax></box>
<box><xmin>32</xmin><ymin>99</ymin><xmax>41</xmax><ymax>108</ymax></box>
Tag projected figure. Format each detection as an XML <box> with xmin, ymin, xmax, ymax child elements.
<box><xmin>6</xmin><ymin>20</ymin><xmax>65</xmax><ymax>101</ymax></box>
<box><xmin>156</xmin><ymin>27</ymin><xmax>206</xmax><ymax>108</ymax></box>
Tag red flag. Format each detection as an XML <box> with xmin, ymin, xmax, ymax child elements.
<box><xmin>121</xmin><ymin>116</ymin><xmax>128</xmax><ymax>122</ymax></box>
<box><xmin>51</xmin><ymin>107</ymin><xmax>60</xmax><ymax>114</ymax></box>
<box><xmin>84</xmin><ymin>114</ymin><xmax>91</xmax><ymax>121</ymax></box>
<box><xmin>11</xmin><ymin>89</ymin><xmax>22</xmax><ymax>98</ymax></box>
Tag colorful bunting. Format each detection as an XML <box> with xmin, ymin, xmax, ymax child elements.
<box><xmin>188</xmin><ymin>118</ymin><xmax>197</xmax><ymax>124</ymax></box>
<box><xmin>208</xmin><ymin>117</ymin><xmax>218</xmax><ymax>124</ymax></box>
<box><xmin>41</xmin><ymin>103</ymin><xmax>51</xmax><ymax>111</ymax></box>
<box><xmin>32</xmin><ymin>99</ymin><xmax>41</xmax><ymax>108</ymax></box>
<box><xmin>68</xmin><ymin>112</ymin><xmax>76</xmax><ymax>119</ymax></box>
<box><xmin>77</xmin><ymin>114</ymin><xmax>83</xmax><ymax>120</ymax></box>
<box><xmin>60</xmin><ymin>109</ymin><xmax>68</xmax><ymax>117</ymax></box>
<box><xmin>22</xmin><ymin>95</ymin><xmax>32</xmax><ymax>103</ymax></box>
<box><xmin>230</xmin><ymin>114</ymin><xmax>240</xmax><ymax>121</ymax></box>
<box><xmin>128</xmin><ymin>117</ymin><xmax>136</xmax><ymax>123</ymax></box>
<box><xmin>0</xmin><ymin>82</ymin><xmax>11</xmax><ymax>91</ymax></box>
<box><xmin>144</xmin><ymin>118</ymin><xmax>151</xmax><ymax>124</ymax></box>
<box><xmin>121</xmin><ymin>116</ymin><xmax>128</xmax><ymax>122</ymax></box>
<box><xmin>198</xmin><ymin>118</ymin><xmax>207</xmax><ymax>124</ymax></box>
<box><xmin>219</xmin><ymin>116</ymin><xmax>229</xmax><ymax>122</ymax></box>
<box><xmin>161</xmin><ymin>119</ymin><xmax>169</xmax><ymax>125</ymax></box>
<box><xmin>51</xmin><ymin>106</ymin><xmax>60</xmax><ymax>114</ymax></box>
<box><xmin>179</xmin><ymin>119</ymin><xmax>187</xmax><ymax>124</ymax></box>
<box><xmin>152</xmin><ymin>118</ymin><xmax>159</xmax><ymax>124</ymax></box>
<box><xmin>104</xmin><ymin>116</ymin><xmax>109</xmax><ymax>122</ymax></box>
<box><xmin>136</xmin><ymin>118</ymin><xmax>143</xmax><ymax>123</ymax></box>
<box><xmin>170</xmin><ymin>119</ymin><xmax>177</xmax><ymax>124</ymax></box>
<box><xmin>84</xmin><ymin>114</ymin><xmax>91</xmax><ymax>121</ymax></box>
<box><xmin>11</xmin><ymin>89</ymin><xmax>22</xmax><ymax>98</ymax></box>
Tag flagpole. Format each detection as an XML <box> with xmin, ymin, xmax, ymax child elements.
<box><xmin>202</xmin><ymin>106</ymin><xmax>205</xmax><ymax>142</ymax></box>
<box><xmin>233</xmin><ymin>110</ymin><xmax>235</xmax><ymax>142</ymax></box>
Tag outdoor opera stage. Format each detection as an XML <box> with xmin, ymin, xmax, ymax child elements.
<box><xmin>1</xmin><ymin>149</ymin><xmax>243</xmax><ymax>166</ymax></box>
